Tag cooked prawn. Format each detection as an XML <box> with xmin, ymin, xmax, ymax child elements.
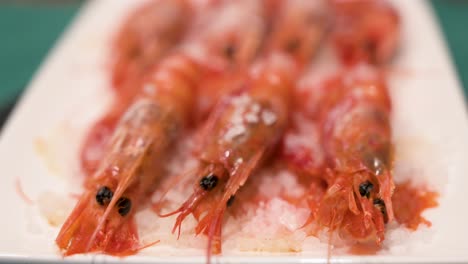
<box><xmin>112</xmin><ymin>0</ymin><xmax>193</xmax><ymax>100</ymax></box>
<box><xmin>81</xmin><ymin>0</ymin><xmax>268</xmax><ymax>176</ymax></box>
<box><xmin>158</xmin><ymin>1</ymin><xmax>329</xmax><ymax>257</ymax></box>
<box><xmin>315</xmin><ymin>64</ymin><xmax>394</xmax><ymax>245</ymax></box>
<box><xmin>187</xmin><ymin>0</ymin><xmax>269</xmax><ymax>121</ymax></box>
<box><xmin>265</xmin><ymin>0</ymin><xmax>328</xmax><ymax>67</ymax></box>
<box><xmin>330</xmin><ymin>0</ymin><xmax>400</xmax><ymax>66</ymax></box>
<box><xmin>56</xmin><ymin>54</ymin><xmax>202</xmax><ymax>255</ymax></box>
<box><xmin>159</xmin><ymin>53</ymin><xmax>295</xmax><ymax>257</ymax></box>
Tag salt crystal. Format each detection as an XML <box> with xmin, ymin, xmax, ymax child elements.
<box><xmin>244</xmin><ymin>112</ymin><xmax>259</xmax><ymax>123</ymax></box>
<box><xmin>136</xmin><ymin>137</ymin><xmax>146</xmax><ymax>148</ymax></box>
<box><xmin>262</xmin><ymin>110</ymin><xmax>277</xmax><ymax>125</ymax></box>
<box><xmin>143</xmin><ymin>83</ymin><xmax>155</xmax><ymax>95</ymax></box>
<box><xmin>224</xmin><ymin>124</ymin><xmax>246</xmax><ymax>141</ymax></box>
<box><xmin>232</xmin><ymin>94</ymin><xmax>251</xmax><ymax>107</ymax></box>
<box><xmin>251</xmin><ymin>103</ymin><xmax>261</xmax><ymax>113</ymax></box>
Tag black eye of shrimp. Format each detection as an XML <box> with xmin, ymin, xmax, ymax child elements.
<box><xmin>116</xmin><ymin>197</ymin><xmax>132</xmax><ymax>216</ymax></box>
<box><xmin>359</xmin><ymin>181</ymin><xmax>374</xmax><ymax>198</ymax></box>
<box><xmin>226</xmin><ymin>195</ymin><xmax>235</xmax><ymax>207</ymax></box>
<box><xmin>96</xmin><ymin>186</ymin><xmax>113</xmax><ymax>206</ymax></box>
<box><xmin>224</xmin><ymin>44</ymin><xmax>236</xmax><ymax>59</ymax></box>
<box><xmin>285</xmin><ymin>38</ymin><xmax>300</xmax><ymax>53</ymax></box>
<box><xmin>200</xmin><ymin>174</ymin><xmax>219</xmax><ymax>191</ymax></box>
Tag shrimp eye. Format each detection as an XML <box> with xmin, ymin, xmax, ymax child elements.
<box><xmin>200</xmin><ymin>174</ymin><xmax>218</xmax><ymax>191</ymax></box>
<box><xmin>116</xmin><ymin>197</ymin><xmax>132</xmax><ymax>216</ymax></box>
<box><xmin>359</xmin><ymin>181</ymin><xmax>374</xmax><ymax>198</ymax></box>
<box><xmin>224</xmin><ymin>44</ymin><xmax>235</xmax><ymax>59</ymax></box>
<box><xmin>285</xmin><ymin>38</ymin><xmax>300</xmax><ymax>53</ymax></box>
<box><xmin>96</xmin><ymin>186</ymin><xmax>113</xmax><ymax>206</ymax></box>
<box><xmin>226</xmin><ymin>195</ymin><xmax>235</xmax><ymax>207</ymax></box>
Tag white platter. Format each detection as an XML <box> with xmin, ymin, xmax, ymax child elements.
<box><xmin>1</xmin><ymin>0</ymin><xmax>468</xmax><ymax>263</ymax></box>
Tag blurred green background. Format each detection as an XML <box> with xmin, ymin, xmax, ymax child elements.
<box><xmin>0</xmin><ymin>1</ymin><xmax>466</xmax><ymax>126</ymax></box>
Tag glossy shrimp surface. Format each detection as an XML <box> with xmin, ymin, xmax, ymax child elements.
<box><xmin>266</xmin><ymin>0</ymin><xmax>328</xmax><ymax>67</ymax></box>
<box><xmin>188</xmin><ymin>0</ymin><xmax>269</xmax><ymax>121</ymax></box>
<box><xmin>160</xmin><ymin>54</ymin><xmax>294</xmax><ymax>256</ymax></box>
<box><xmin>81</xmin><ymin>0</ymin><xmax>268</xmax><ymax>176</ymax></box>
<box><xmin>112</xmin><ymin>0</ymin><xmax>193</xmax><ymax>100</ymax></box>
<box><xmin>330</xmin><ymin>0</ymin><xmax>400</xmax><ymax>66</ymax></box>
<box><xmin>316</xmin><ymin>65</ymin><xmax>394</xmax><ymax>245</ymax></box>
<box><xmin>81</xmin><ymin>0</ymin><xmax>193</xmax><ymax>176</ymax></box>
<box><xmin>56</xmin><ymin>54</ymin><xmax>201</xmax><ymax>255</ymax></box>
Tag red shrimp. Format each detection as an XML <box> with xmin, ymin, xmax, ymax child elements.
<box><xmin>81</xmin><ymin>0</ymin><xmax>268</xmax><ymax>176</ymax></box>
<box><xmin>271</xmin><ymin>0</ymin><xmax>329</xmax><ymax>180</ymax></box>
<box><xmin>159</xmin><ymin>54</ymin><xmax>294</xmax><ymax>257</ymax></box>
<box><xmin>188</xmin><ymin>0</ymin><xmax>268</xmax><ymax>121</ymax></box>
<box><xmin>317</xmin><ymin>65</ymin><xmax>394</xmax><ymax>244</ymax></box>
<box><xmin>112</xmin><ymin>0</ymin><xmax>193</xmax><ymax>100</ymax></box>
<box><xmin>266</xmin><ymin>0</ymin><xmax>328</xmax><ymax>67</ymax></box>
<box><xmin>56</xmin><ymin>54</ymin><xmax>202</xmax><ymax>256</ymax></box>
<box><xmin>330</xmin><ymin>0</ymin><xmax>400</xmax><ymax>65</ymax></box>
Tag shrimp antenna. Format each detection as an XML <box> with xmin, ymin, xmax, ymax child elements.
<box><xmin>159</xmin><ymin>189</ymin><xmax>207</xmax><ymax>239</ymax></box>
<box><xmin>152</xmin><ymin>167</ymin><xmax>199</xmax><ymax>215</ymax></box>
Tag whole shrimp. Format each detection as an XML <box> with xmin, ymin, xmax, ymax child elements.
<box><xmin>81</xmin><ymin>0</ymin><xmax>193</xmax><ymax>176</ymax></box>
<box><xmin>265</xmin><ymin>0</ymin><xmax>328</xmax><ymax>67</ymax></box>
<box><xmin>56</xmin><ymin>54</ymin><xmax>202</xmax><ymax>255</ymax></box>
<box><xmin>186</xmin><ymin>0</ymin><xmax>268</xmax><ymax>121</ymax></box>
<box><xmin>270</xmin><ymin>0</ymin><xmax>329</xmax><ymax>176</ymax></box>
<box><xmin>81</xmin><ymin>0</ymin><xmax>268</xmax><ymax>176</ymax></box>
<box><xmin>330</xmin><ymin>0</ymin><xmax>400</xmax><ymax>66</ymax></box>
<box><xmin>112</xmin><ymin>0</ymin><xmax>193</xmax><ymax>100</ymax></box>
<box><xmin>159</xmin><ymin>1</ymin><xmax>327</xmax><ymax>257</ymax></box>
<box><xmin>159</xmin><ymin>53</ymin><xmax>294</xmax><ymax>257</ymax></box>
<box><xmin>315</xmin><ymin>65</ymin><xmax>394</xmax><ymax>244</ymax></box>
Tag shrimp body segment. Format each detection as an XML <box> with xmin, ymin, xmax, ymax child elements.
<box><xmin>81</xmin><ymin>0</ymin><xmax>268</xmax><ymax>175</ymax></box>
<box><xmin>56</xmin><ymin>54</ymin><xmax>202</xmax><ymax>256</ymax></box>
<box><xmin>316</xmin><ymin>65</ymin><xmax>394</xmax><ymax>244</ymax></box>
<box><xmin>161</xmin><ymin>54</ymin><xmax>294</xmax><ymax>255</ymax></box>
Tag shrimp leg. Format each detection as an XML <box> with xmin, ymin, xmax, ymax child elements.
<box><xmin>299</xmin><ymin>65</ymin><xmax>394</xmax><ymax>244</ymax></box>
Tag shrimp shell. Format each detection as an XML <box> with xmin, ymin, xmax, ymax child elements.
<box><xmin>56</xmin><ymin>54</ymin><xmax>202</xmax><ymax>256</ymax></box>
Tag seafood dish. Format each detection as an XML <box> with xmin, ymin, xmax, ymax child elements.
<box><xmin>1</xmin><ymin>0</ymin><xmax>468</xmax><ymax>263</ymax></box>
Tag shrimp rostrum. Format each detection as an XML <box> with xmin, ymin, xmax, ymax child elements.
<box><xmin>160</xmin><ymin>54</ymin><xmax>294</xmax><ymax>255</ymax></box>
<box><xmin>56</xmin><ymin>54</ymin><xmax>201</xmax><ymax>255</ymax></box>
<box><xmin>315</xmin><ymin>65</ymin><xmax>394</xmax><ymax>244</ymax></box>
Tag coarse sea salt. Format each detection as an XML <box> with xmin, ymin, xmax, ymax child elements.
<box><xmin>261</xmin><ymin>109</ymin><xmax>277</xmax><ymax>126</ymax></box>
